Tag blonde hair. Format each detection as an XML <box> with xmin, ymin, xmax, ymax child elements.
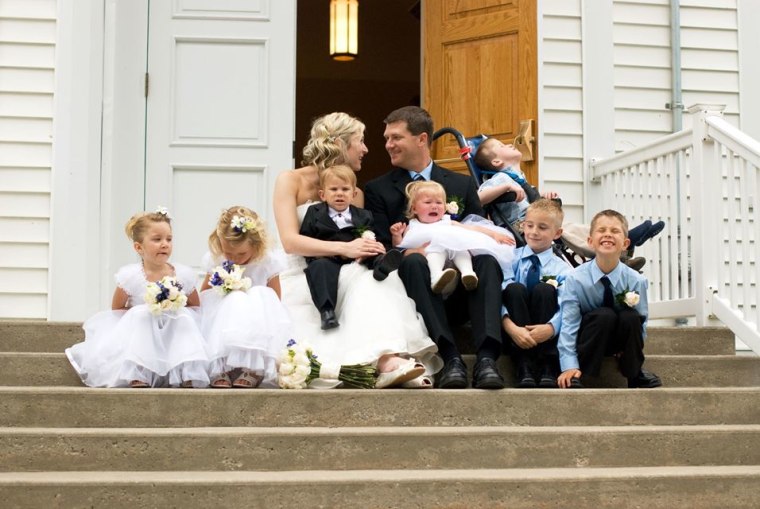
<box><xmin>319</xmin><ymin>164</ymin><xmax>357</xmax><ymax>189</ymax></box>
<box><xmin>124</xmin><ymin>211</ymin><xmax>171</xmax><ymax>242</ymax></box>
<box><xmin>208</xmin><ymin>206</ymin><xmax>268</xmax><ymax>262</ymax></box>
<box><xmin>404</xmin><ymin>180</ymin><xmax>446</xmax><ymax>219</ymax></box>
<box><xmin>590</xmin><ymin>209</ymin><xmax>629</xmax><ymax>238</ymax></box>
<box><xmin>474</xmin><ymin>137</ymin><xmax>501</xmax><ymax>171</ymax></box>
<box><xmin>526</xmin><ymin>199</ymin><xmax>564</xmax><ymax>228</ymax></box>
<box><xmin>302</xmin><ymin>112</ymin><xmax>366</xmax><ymax>171</ymax></box>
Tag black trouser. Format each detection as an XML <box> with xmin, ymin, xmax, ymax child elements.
<box><xmin>577</xmin><ymin>307</ymin><xmax>645</xmax><ymax>378</ymax></box>
<box><xmin>303</xmin><ymin>255</ymin><xmax>376</xmax><ymax>311</ymax></box>
<box><xmin>502</xmin><ymin>282</ymin><xmax>559</xmax><ymax>367</ymax></box>
<box><xmin>397</xmin><ymin>252</ymin><xmax>503</xmax><ymax>357</ymax></box>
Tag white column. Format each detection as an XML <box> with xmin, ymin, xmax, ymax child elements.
<box><xmin>49</xmin><ymin>0</ymin><xmax>105</xmax><ymax>320</ymax></box>
<box><xmin>737</xmin><ymin>0</ymin><xmax>760</xmax><ymax>140</ymax></box>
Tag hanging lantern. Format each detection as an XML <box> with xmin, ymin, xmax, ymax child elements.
<box><xmin>330</xmin><ymin>0</ymin><xmax>358</xmax><ymax>61</ymax></box>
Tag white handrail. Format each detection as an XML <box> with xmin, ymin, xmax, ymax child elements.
<box><xmin>589</xmin><ymin>103</ymin><xmax>760</xmax><ymax>354</ymax></box>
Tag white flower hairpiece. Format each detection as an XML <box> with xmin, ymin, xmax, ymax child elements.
<box><xmin>231</xmin><ymin>215</ymin><xmax>257</xmax><ymax>234</ymax></box>
<box><xmin>155</xmin><ymin>206</ymin><xmax>170</xmax><ymax>217</ymax></box>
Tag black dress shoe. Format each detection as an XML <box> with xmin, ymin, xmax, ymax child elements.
<box><xmin>473</xmin><ymin>358</ymin><xmax>505</xmax><ymax>389</ymax></box>
<box><xmin>320</xmin><ymin>308</ymin><xmax>339</xmax><ymax>330</ymax></box>
<box><xmin>569</xmin><ymin>376</ymin><xmax>584</xmax><ymax>389</ymax></box>
<box><xmin>436</xmin><ymin>357</ymin><xmax>468</xmax><ymax>389</ymax></box>
<box><xmin>373</xmin><ymin>249</ymin><xmax>403</xmax><ymax>281</ymax></box>
<box><xmin>537</xmin><ymin>362</ymin><xmax>558</xmax><ymax>389</ymax></box>
<box><xmin>516</xmin><ymin>363</ymin><xmax>537</xmax><ymax>388</ymax></box>
<box><xmin>627</xmin><ymin>369</ymin><xmax>662</xmax><ymax>388</ymax></box>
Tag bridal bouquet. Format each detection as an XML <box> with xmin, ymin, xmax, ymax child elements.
<box><xmin>144</xmin><ymin>276</ymin><xmax>187</xmax><ymax>315</ymax></box>
<box><xmin>208</xmin><ymin>260</ymin><xmax>252</xmax><ymax>295</ymax></box>
<box><xmin>277</xmin><ymin>339</ymin><xmax>377</xmax><ymax>389</ymax></box>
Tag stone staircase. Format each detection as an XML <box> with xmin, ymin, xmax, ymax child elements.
<box><xmin>1</xmin><ymin>320</ymin><xmax>759</xmax><ymax>508</ymax></box>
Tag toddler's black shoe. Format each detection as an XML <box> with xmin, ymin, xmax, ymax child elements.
<box><xmin>373</xmin><ymin>249</ymin><xmax>403</xmax><ymax>281</ymax></box>
<box><xmin>320</xmin><ymin>308</ymin><xmax>339</xmax><ymax>330</ymax></box>
<box><xmin>627</xmin><ymin>369</ymin><xmax>662</xmax><ymax>388</ymax></box>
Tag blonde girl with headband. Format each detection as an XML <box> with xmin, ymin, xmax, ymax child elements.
<box><xmin>65</xmin><ymin>209</ymin><xmax>210</xmax><ymax>388</ymax></box>
<box><xmin>393</xmin><ymin>181</ymin><xmax>517</xmax><ymax>294</ymax></box>
<box><xmin>199</xmin><ymin>206</ymin><xmax>291</xmax><ymax>388</ymax></box>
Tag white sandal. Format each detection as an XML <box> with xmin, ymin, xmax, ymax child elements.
<box><xmin>375</xmin><ymin>359</ymin><xmax>426</xmax><ymax>389</ymax></box>
<box><xmin>401</xmin><ymin>375</ymin><xmax>433</xmax><ymax>389</ymax></box>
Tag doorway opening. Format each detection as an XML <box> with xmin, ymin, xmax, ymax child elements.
<box><xmin>295</xmin><ymin>0</ymin><xmax>421</xmax><ymax>187</ymax></box>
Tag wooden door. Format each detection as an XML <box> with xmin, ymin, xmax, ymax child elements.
<box><xmin>423</xmin><ymin>0</ymin><xmax>538</xmax><ymax>183</ymax></box>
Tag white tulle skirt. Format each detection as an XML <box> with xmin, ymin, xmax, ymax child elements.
<box><xmin>65</xmin><ymin>305</ymin><xmax>210</xmax><ymax>388</ymax></box>
<box><xmin>279</xmin><ymin>255</ymin><xmax>442</xmax><ymax>387</ymax></box>
<box><xmin>200</xmin><ymin>286</ymin><xmax>291</xmax><ymax>387</ymax></box>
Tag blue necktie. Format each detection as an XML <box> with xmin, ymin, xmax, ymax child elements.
<box><xmin>412</xmin><ymin>173</ymin><xmax>425</xmax><ymax>182</ymax></box>
<box><xmin>601</xmin><ymin>276</ymin><xmax>615</xmax><ymax>308</ymax></box>
<box><xmin>525</xmin><ymin>255</ymin><xmax>540</xmax><ymax>290</ymax></box>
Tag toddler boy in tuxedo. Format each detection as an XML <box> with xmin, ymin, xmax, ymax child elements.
<box><xmin>501</xmin><ymin>199</ymin><xmax>571</xmax><ymax>388</ymax></box>
<box><xmin>556</xmin><ymin>209</ymin><xmax>662</xmax><ymax>389</ymax></box>
<box><xmin>299</xmin><ymin>164</ymin><xmax>402</xmax><ymax>330</ymax></box>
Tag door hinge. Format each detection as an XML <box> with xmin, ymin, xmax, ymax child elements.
<box><xmin>144</xmin><ymin>72</ymin><xmax>149</xmax><ymax>98</ymax></box>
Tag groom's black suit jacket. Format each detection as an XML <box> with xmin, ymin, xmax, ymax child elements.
<box><xmin>363</xmin><ymin>163</ymin><xmax>484</xmax><ymax>250</ymax></box>
<box><xmin>364</xmin><ymin>163</ymin><xmax>503</xmax><ymax>352</ymax></box>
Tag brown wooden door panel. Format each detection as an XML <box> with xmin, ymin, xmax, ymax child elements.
<box><xmin>424</xmin><ymin>0</ymin><xmax>537</xmax><ymax>182</ymax></box>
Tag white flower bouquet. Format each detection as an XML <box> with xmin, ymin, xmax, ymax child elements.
<box><xmin>144</xmin><ymin>276</ymin><xmax>187</xmax><ymax>315</ymax></box>
<box><xmin>208</xmin><ymin>260</ymin><xmax>252</xmax><ymax>295</ymax></box>
<box><xmin>277</xmin><ymin>339</ymin><xmax>377</xmax><ymax>389</ymax></box>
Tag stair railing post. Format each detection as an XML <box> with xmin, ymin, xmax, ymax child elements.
<box><xmin>687</xmin><ymin>103</ymin><xmax>725</xmax><ymax>326</ymax></box>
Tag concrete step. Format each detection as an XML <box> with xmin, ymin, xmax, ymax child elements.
<box><xmin>1</xmin><ymin>466</ymin><xmax>759</xmax><ymax>508</ymax></box>
<box><xmin>0</xmin><ymin>320</ymin><xmax>736</xmax><ymax>355</ymax></box>
<box><xmin>2</xmin><ymin>424</ymin><xmax>759</xmax><ymax>472</ymax></box>
<box><xmin>1</xmin><ymin>387</ymin><xmax>759</xmax><ymax>428</ymax></box>
<box><xmin>3</xmin><ymin>352</ymin><xmax>758</xmax><ymax>388</ymax></box>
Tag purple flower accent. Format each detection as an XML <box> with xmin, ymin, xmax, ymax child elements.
<box><xmin>287</xmin><ymin>339</ymin><xmax>296</xmax><ymax>347</ymax></box>
<box><xmin>222</xmin><ymin>260</ymin><xmax>234</xmax><ymax>272</ymax></box>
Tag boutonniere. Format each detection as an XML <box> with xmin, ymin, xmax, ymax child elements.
<box><xmin>208</xmin><ymin>260</ymin><xmax>252</xmax><ymax>295</ymax></box>
<box><xmin>616</xmin><ymin>289</ymin><xmax>640</xmax><ymax>308</ymax></box>
<box><xmin>354</xmin><ymin>225</ymin><xmax>376</xmax><ymax>240</ymax></box>
<box><xmin>446</xmin><ymin>195</ymin><xmax>464</xmax><ymax>220</ymax></box>
<box><xmin>541</xmin><ymin>275</ymin><xmax>565</xmax><ymax>288</ymax></box>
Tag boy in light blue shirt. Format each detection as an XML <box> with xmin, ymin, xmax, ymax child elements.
<box><xmin>501</xmin><ymin>199</ymin><xmax>571</xmax><ymax>388</ymax></box>
<box><xmin>557</xmin><ymin>210</ymin><xmax>662</xmax><ymax>389</ymax></box>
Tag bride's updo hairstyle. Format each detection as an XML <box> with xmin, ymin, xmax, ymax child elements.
<box><xmin>125</xmin><ymin>210</ymin><xmax>172</xmax><ymax>243</ymax></box>
<box><xmin>301</xmin><ymin>112</ymin><xmax>365</xmax><ymax>171</ymax></box>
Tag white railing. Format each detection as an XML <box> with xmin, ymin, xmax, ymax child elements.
<box><xmin>590</xmin><ymin>104</ymin><xmax>760</xmax><ymax>354</ymax></box>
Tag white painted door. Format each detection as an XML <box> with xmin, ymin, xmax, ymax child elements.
<box><xmin>144</xmin><ymin>0</ymin><xmax>296</xmax><ymax>271</ymax></box>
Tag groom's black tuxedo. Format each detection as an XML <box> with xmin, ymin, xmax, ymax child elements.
<box><xmin>299</xmin><ymin>202</ymin><xmax>376</xmax><ymax>311</ymax></box>
<box><xmin>364</xmin><ymin>163</ymin><xmax>503</xmax><ymax>353</ymax></box>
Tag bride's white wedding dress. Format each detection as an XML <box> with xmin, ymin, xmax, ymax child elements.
<box><xmin>278</xmin><ymin>201</ymin><xmax>442</xmax><ymax>386</ymax></box>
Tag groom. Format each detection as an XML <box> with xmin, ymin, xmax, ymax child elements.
<box><xmin>364</xmin><ymin>106</ymin><xmax>506</xmax><ymax>389</ymax></box>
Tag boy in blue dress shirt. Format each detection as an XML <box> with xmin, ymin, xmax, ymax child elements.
<box><xmin>501</xmin><ymin>199</ymin><xmax>571</xmax><ymax>388</ymax></box>
<box><xmin>557</xmin><ymin>209</ymin><xmax>662</xmax><ymax>389</ymax></box>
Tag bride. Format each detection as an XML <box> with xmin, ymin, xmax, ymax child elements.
<box><xmin>273</xmin><ymin>112</ymin><xmax>442</xmax><ymax>388</ymax></box>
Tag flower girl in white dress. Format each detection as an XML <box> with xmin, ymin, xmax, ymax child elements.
<box><xmin>199</xmin><ymin>206</ymin><xmax>291</xmax><ymax>388</ymax></box>
<box><xmin>394</xmin><ymin>180</ymin><xmax>516</xmax><ymax>294</ymax></box>
<box><xmin>65</xmin><ymin>209</ymin><xmax>210</xmax><ymax>388</ymax></box>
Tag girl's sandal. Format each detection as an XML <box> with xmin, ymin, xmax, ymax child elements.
<box><xmin>232</xmin><ymin>370</ymin><xmax>263</xmax><ymax>388</ymax></box>
<box><xmin>179</xmin><ymin>380</ymin><xmax>194</xmax><ymax>389</ymax></box>
<box><xmin>210</xmin><ymin>373</ymin><xmax>232</xmax><ymax>389</ymax></box>
<box><xmin>130</xmin><ymin>379</ymin><xmax>149</xmax><ymax>388</ymax></box>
